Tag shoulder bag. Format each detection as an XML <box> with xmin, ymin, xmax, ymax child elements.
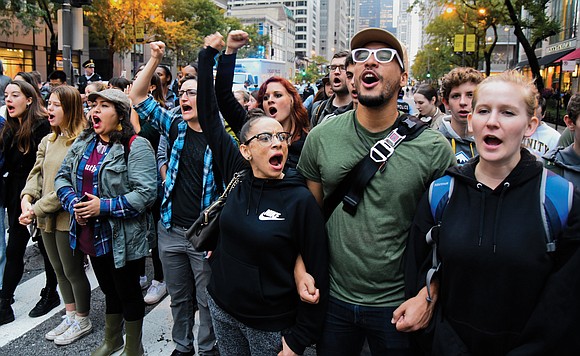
<box><xmin>186</xmin><ymin>170</ymin><xmax>246</xmax><ymax>251</ymax></box>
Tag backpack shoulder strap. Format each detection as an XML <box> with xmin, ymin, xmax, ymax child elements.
<box><xmin>429</xmin><ymin>175</ymin><xmax>455</xmax><ymax>223</ymax></box>
<box><xmin>540</xmin><ymin>168</ymin><xmax>574</xmax><ymax>251</ymax></box>
<box><xmin>424</xmin><ymin>174</ymin><xmax>454</xmax><ymax>302</ymax></box>
<box><xmin>123</xmin><ymin>134</ymin><xmax>138</xmax><ymax>162</ymax></box>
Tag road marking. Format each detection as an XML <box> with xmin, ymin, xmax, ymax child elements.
<box><xmin>0</xmin><ymin>266</ymin><xmax>99</xmax><ymax>347</ymax></box>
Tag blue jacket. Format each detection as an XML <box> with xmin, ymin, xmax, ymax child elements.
<box><xmin>55</xmin><ymin>133</ymin><xmax>157</xmax><ymax>268</ymax></box>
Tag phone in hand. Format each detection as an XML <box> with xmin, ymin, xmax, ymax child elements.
<box><xmin>79</xmin><ymin>194</ymin><xmax>89</xmax><ymax>203</ymax></box>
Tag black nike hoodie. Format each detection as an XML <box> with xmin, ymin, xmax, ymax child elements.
<box><xmin>406</xmin><ymin>149</ymin><xmax>580</xmax><ymax>355</ymax></box>
<box><xmin>198</xmin><ymin>46</ymin><xmax>329</xmax><ymax>355</ymax></box>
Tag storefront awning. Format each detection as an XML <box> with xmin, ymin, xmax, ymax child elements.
<box><xmin>554</xmin><ymin>48</ymin><xmax>580</xmax><ymax>63</ymax></box>
<box><xmin>515</xmin><ymin>60</ymin><xmax>528</xmax><ymax>68</ymax></box>
<box><xmin>538</xmin><ymin>49</ymin><xmax>574</xmax><ymax>66</ymax></box>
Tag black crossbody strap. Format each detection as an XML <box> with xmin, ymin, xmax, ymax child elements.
<box><xmin>323</xmin><ymin>114</ymin><xmax>426</xmax><ymax>221</ymax></box>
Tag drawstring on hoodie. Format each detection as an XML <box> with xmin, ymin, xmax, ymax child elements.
<box><xmin>245</xmin><ymin>176</ymin><xmax>266</xmax><ymax>216</ymax></box>
<box><xmin>477</xmin><ymin>183</ymin><xmax>485</xmax><ymax>247</ymax></box>
<box><xmin>492</xmin><ymin>182</ymin><xmax>510</xmax><ymax>253</ymax></box>
<box><xmin>246</xmin><ymin>176</ymin><xmax>254</xmax><ymax>216</ymax></box>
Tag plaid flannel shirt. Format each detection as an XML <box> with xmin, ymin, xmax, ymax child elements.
<box><xmin>57</xmin><ymin>137</ymin><xmax>139</xmax><ymax>256</ymax></box>
<box><xmin>133</xmin><ymin>96</ymin><xmax>218</xmax><ymax>230</ymax></box>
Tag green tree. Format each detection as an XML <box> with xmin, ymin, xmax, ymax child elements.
<box><xmin>236</xmin><ymin>23</ymin><xmax>270</xmax><ymax>59</ymax></box>
<box><xmin>412</xmin><ymin>45</ymin><xmax>455</xmax><ymax>82</ymax></box>
<box><xmin>504</xmin><ymin>0</ymin><xmax>559</xmax><ymax>92</ymax></box>
<box><xmin>0</xmin><ymin>0</ymin><xmax>60</xmax><ymax>74</ymax></box>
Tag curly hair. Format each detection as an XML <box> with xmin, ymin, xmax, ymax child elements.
<box><xmin>48</xmin><ymin>86</ymin><xmax>87</xmax><ymax>145</ymax></box>
<box><xmin>566</xmin><ymin>93</ymin><xmax>580</xmax><ymax>124</ymax></box>
<box><xmin>0</xmin><ymin>80</ymin><xmax>48</xmax><ymax>155</ymax></box>
<box><xmin>256</xmin><ymin>76</ymin><xmax>309</xmax><ymax>142</ymax></box>
<box><xmin>440</xmin><ymin>67</ymin><xmax>484</xmax><ymax>102</ymax></box>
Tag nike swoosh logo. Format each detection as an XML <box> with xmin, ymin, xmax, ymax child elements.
<box><xmin>258</xmin><ymin>212</ymin><xmax>285</xmax><ymax>221</ymax></box>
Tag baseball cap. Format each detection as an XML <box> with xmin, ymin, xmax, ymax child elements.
<box><xmin>88</xmin><ymin>89</ymin><xmax>131</xmax><ymax>115</ymax></box>
<box><xmin>350</xmin><ymin>28</ymin><xmax>406</xmax><ymax>70</ymax></box>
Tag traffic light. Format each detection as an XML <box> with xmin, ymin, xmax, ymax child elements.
<box><xmin>426</xmin><ymin>71</ymin><xmax>431</xmax><ymax>78</ymax></box>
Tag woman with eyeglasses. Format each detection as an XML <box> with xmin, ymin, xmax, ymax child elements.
<box><xmin>199</xmin><ymin>34</ymin><xmax>329</xmax><ymax>356</ymax></box>
<box><xmin>214</xmin><ymin>30</ymin><xmax>310</xmax><ymax>169</ymax></box>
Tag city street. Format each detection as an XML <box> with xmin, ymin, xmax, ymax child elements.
<box><xmin>0</xmin><ymin>239</ymin><xmax>319</xmax><ymax>355</ymax></box>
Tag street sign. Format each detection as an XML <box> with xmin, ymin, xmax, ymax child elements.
<box><xmin>562</xmin><ymin>60</ymin><xmax>576</xmax><ymax>72</ymax></box>
<box><xmin>454</xmin><ymin>35</ymin><xmax>464</xmax><ymax>52</ymax></box>
<box><xmin>136</xmin><ymin>23</ymin><xmax>145</xmax><ymax>42</ymax></box>
<box><xmin>466</xmin><ymin>34</ymin><xmax>476</xmax><ymax>52</ymax></box>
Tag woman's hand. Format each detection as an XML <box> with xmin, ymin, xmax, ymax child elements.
<box><xmin>294</xmin><ymin>255</ymin><xmax>320</xmax><ymax>304</ymax></box>
<box><xmin>204</xmin><ymin>32</ymin><xmax>225</xmax><ymax>52</ymax></box>
<box><xmin>73</xmin><ymin>193</ymin><xmax>101</xmax><ymax>220</ymax></box>
<box><xmin>225</xmin><ymin>30</ymin><xmax>249</xmax><ymax>55</ymax></box>
<box><xmin>277</xmin><ymin>337</ymin><xmax>299</xmax><ymax>356</ymax></box>
<box><xmin>19</xmin><ymin>196</ymin><xmax>35</xmax><ymax>225</ymax></box>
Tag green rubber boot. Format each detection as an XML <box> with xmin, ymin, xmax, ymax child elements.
<box><xmin>91</xmin><ymin>314</ymin><xmax>124</xmax><ymax>356</ymax></box>
<box><xmin>119</xmin><ymin>319</ymin><xmax>144</xmax><ymax>356</ymax></box>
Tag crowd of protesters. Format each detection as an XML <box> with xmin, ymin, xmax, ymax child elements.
<box><xmin>0</xmin><ymin>24</ymin><xmax>579</xmax><ymax>356</ymax></box>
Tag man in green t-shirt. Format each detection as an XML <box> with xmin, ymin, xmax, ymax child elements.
<box><xmin>297</xmin><ymin>28</ymin><xmax>455</xmax><ymax>355</ymax></box>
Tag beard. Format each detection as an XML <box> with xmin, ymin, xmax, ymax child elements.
<box><xmin>333</xmin><ymin>83</ymin><xmax>350</xmax><ymax>96</ymax></box>
<box><xmin>356</xmin><ymin>75</ymin><xmax>399</xmax><ymax>108</ymax></box>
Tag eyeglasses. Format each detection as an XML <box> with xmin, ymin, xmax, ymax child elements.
<box><xmin>178</xmin><ymin>89</ymin><xmax>197</xmax><ymax>97</ymax></box>
<box><xmin>351</xmin><ymin>48</ymin><xmax>404</xmax><ymax>70</ymax></box>
<box><xmin>243</xmin><ymin>132</ymin><xmax>292</xmax><ymax>146</ymax></box>
<box><xmin>329</xmin><ymin>64</ymin><xmax>346</xmax><ymax>72</ymax></box>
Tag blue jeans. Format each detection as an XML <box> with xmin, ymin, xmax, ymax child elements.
<box><xmin>317</xmin><ymin>296</ymin><xmax>411</xmax><ymax>356</ymax></box>
<box><xmin>0</xmin><ymin>206</ymin><xmax>5</xmax><ymax>290</ymax></box>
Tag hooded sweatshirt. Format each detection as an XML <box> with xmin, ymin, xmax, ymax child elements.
<box><xmin>438</xmin><ymin>117</ymin><xmax>477</xmax><ymax>164</ymax></box>
<box><xmin>198</xmin><ymin>46</ymin><xmax>329</xmax><ymax>355</ymax></box>
<box><xmin>543</xmin><ymin>145</ymin><xmax>580</xmax><ymax>187</ymax></box>
<box><xmin>406</xmin><ymin>149</ymin><xmax>580</xmax><ymax>355</ymax></box>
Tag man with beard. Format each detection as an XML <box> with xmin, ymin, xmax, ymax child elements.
<box><xmin>297</xmin><ymin>28</ymin><xmax>455</xmax><ymax>355</ymax></box>
<box><xmin>310</xmin><ymin>51</ymin><xmax>354</xmax><ymax>127</ymax></box>
<box><xmin>130</xmin><ymin>41</ymin><xmax>219</xmax><ymax>356</ymax></box>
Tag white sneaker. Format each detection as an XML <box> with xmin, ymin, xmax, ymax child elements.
<box><xmin>45</xmin><ymin>313</ymin><xmax>75</xmax><ymax>341</ymax></box>
<box><xmin>139</xmin><ymin>275</ymin><xmax>149</xmax><ymax>290</ymax></box>
<box><xmin>54</xmin><ymin>318</ymin><xmax>92</xmax><ymax>345</ymax></box>
<box><xmin>144</xmin><ymin>280</ymin><xmax>167</xmax><ymax>305</ymax></box>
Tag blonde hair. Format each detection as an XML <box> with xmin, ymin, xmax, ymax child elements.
<box><xmin>473</xmin><ymin>70</ymin><xmax>538</xmax><ymax>119</ymax></box>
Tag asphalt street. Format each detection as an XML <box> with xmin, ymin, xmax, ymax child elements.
<box><xmin>0</xmin><ymin>240</ymin><xmax>319</xmax><ymax>355</ymax></box>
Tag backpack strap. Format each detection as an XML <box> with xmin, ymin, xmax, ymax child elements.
<box><xmin>540</xmin><ymin>168</ymin><xmax>574</xmax><ymax>252</ymax></box>
<box><xmin>424</xmin><ymin>175</ymin><xmax>454</xmax><ymax>302</ymax></box>
<box><xmin>429</xmin><ymin>175</ymin><xmax>455</xmax><ymax>223</ymax></box>
<box><xmin>324</xmin><ymin>114</ymin><xmax>427</xmax><ymax>220</ymax></box>
<box><xmin>123</xmin><ymin>134</ymin><xmax>138</xmax><ymax>162</ymax></box>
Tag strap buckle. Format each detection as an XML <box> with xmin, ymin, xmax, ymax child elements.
<box><xmin>370</xmin><ymin>128</ymin><xmax>406</xmax><ymax>163</ymax></box>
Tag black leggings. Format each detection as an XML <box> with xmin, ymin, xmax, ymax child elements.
<box><xmin>91</xmin><ymin>253</ymin><xmax>144</xmax><ymax>321</ymax></box>
<box><xmin>0</xmin><ymin>181</ymin><xmax>57</xmax><ymax>299</ymax></box>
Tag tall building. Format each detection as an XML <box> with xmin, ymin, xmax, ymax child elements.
<box><xmin>346</xmin><ymin>0</ymin><xmax>360</xmax><ymax>41</ymax></box>
<box><xmin>228</xmin><ymin>4</ymin><xmax>296</xmax><ymax>78</ymax></box>
<box><xmin>228</xmin><ymin>0</ymin><xmax>320</xmax><ymax>62</ymax></box>
<box><xmin>358</xmin><ymin>0</ymin><xmax>396</xmax><ymax>34</ymax></box>
<box><xmin>319</xmin><ymin>0</ymin><xmax>349</xmax><ymax>59</ymax></box>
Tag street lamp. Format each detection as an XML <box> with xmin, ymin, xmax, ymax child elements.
<box><xmin>446</xmin><ymin>6</ymin><xmax>486</xmax><ymax>67</ymax></box>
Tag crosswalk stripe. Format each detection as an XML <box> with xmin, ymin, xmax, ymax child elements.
<box><xmin>0</xmin><ymin>265</ymin><xmax>99</xmax><ymax>347</ymax></box>
<box><xmin>0</xmin><ymin>257</ymin><xmax>188</xmax><ymax>354</ymax></box>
